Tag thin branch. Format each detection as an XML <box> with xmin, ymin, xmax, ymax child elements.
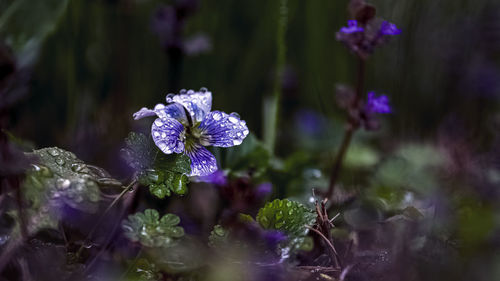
<box><xmin>76</xmin><ymin>178</ymin><xmax>137</xmax><ymax>258</ymax></box>
<box><xmin>306</xmin><ymin>225</ymin><xmax>342</xmax><ymax>267</ymax></box>
<box><xmin>325</xmin><ymin>57</ymin><xmax>366</xmax><ymax>201</ymax></box>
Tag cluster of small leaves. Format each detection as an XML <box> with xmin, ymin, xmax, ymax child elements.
<box><xmin>18</xmin><ymin>147</ymin><xmax>121</xmax><ymax>233</ymax></box>
<box><xmin>208</xmin><ymin>225</ymin><xmax>229</xmax><ymax>248</ymax></box>
<box><xmin>257</xmin><ymin>199</ymin><xmax>316</xmax><ymax>237</ymax></box>
<box><xmin>122</xmin><ymin>132</ymin><xmax>191</xmax><ymax>198</ymax></box>
<box><xmin>122</xmin><ymin>209</ymin><xmax>184</xmax><ymax>248</ymax></box>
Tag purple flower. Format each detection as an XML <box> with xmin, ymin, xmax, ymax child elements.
<box><xmin>201</xmin><ymin>169</ymin><xmax>228</xmax><ymax>185</ymax></box>
<box><xmin>339</xmin><ymin>20</ymin><xmax>364</xmax><ymax>34</ymax></box>
<box><xmin>256</xmin><ymin>182</ymin><xmax>273</xmax><ymax>197</ymax></box>
<box><xmin>365</xmin><ymin>91</ymin><xmax>391</xmax><ymax>114</ymax></box>
<box><xmin>263</xmin><ymin>230</ymin><xmax>287</xmax><ymax>248</ymax></box>
<box><xmin>379</xmin><ymin>20</ymin><xmax>401</xmax><ymax>36</ymax></box>
<box><xmin>133</xmin><ymin>89</ymin><xmax>249</xmax><ymax>176</ymax></box>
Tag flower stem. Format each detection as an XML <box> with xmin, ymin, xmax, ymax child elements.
<box><xmin>325</xmin><ymin>58</ymin><xmax>365</xmax><ymax>201</ymax></box>
<box><xmin>76</xmin><ymin>178</ymin><xmax>137</xmax><ymax>258</ymax></box>
<box><xmin>264</xmin><ymin>0</ymin><xmax>288</xmax><ymax>154</ymax></box>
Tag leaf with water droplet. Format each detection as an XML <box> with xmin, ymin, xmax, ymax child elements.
<box><xmin>13</xmin><ymin>147</ymin><xmax>122</xmax><ymax>235</ymax></box>
<box><xmin>122</xmin><ymin>132</ymin><xmax>191</xmax><ymax>198</ymax></box>
<box><xmin>256</xmin><ymin>199</ymin><xmax>316</xmax><ymax>252</ymax></box>
<box><xmin>122</xmin><ymin>209</ymin><xmax>184</xmax><ymax>248</ymax></box>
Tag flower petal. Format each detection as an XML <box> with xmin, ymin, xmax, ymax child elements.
<box><xmin>133</xmin><ymin>107</ymin><xmax>156</xmax><ymax>120</ymax></box>
<box><xmin>133</xmin><ymin>103</ymin><xmax>188</xmax><ymax>124</ymax></box>
<box><xmin>185</xmin><ymin>144</ymin><xmax>218</xmax><ymax>176</ymax></box>
<box><xmin>172</xmin><ymin>89</ymin><xmax>212</xmax><ymax>123</ymax></box>
<box><xmin>151</xmin><ymin>117</ymin><xmax>186</xmax><ymax>154</ymax></box>
<box><xmin>198</xmin><ymin>111</ymin><xmax>249</xmax><ymax>147</ymax></box>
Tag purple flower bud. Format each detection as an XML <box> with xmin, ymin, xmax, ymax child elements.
<box><xmin>339</xmin><ymin>20</ymin><xmax>364</xmax><ymax>34</ymax></box>
<box><xmin>379</xmin><ymin>20</ymin><xmax>401</xmax><ymax>36</ymax></box>
<box><xmin>365</xmin><ymin>91</ymin><xmax>391</xmax><ymax>114</ymax></box>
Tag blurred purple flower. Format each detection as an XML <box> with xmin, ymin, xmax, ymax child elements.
<box><xmin>256</xmin><ymin>182</ymin><xmax>272</xmax><ymax>197</ymax></box>
<box><xmin>339</xmin><ymin>20</ymin><xmax>364</xmax><ymax>34</ymax></box>
<box><xmin>295</xmin><ymin>110</ymin><xmax>325</xmax><ymax>136</ymax></box>
<box><xmin>379</xmin><ymin>20</ymin><xmax>401</xmax><ymax>36</ymax></box>
<box><xmin>365</xmin><ymin>91</ymin><xmax>391</xmax><ymax>114</ymax></box>
<box><xmin>183</xmin><ymin>34</ymin><xmax>212</xmax><ymax>56</ymax></box>
<box><xmin>263</xmin><ymin>230</ymin><xmax>287</xmax><ymax>249</ymax></box>
<box><xmin>151</xmin><ymin>5</ymin><xmax>180</xmax><ymax>50</ymax></box>
<box><xmin>201</xmin><ymin>169</ymin><xmax>228</xmax><ymax>185</ymax></box>
<box><xmin>133</xmin><ymin>89</ymin><xmax>249</xmax><ymax>176</ymax></box>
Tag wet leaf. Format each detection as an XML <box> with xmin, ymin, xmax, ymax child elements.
<box><xmin>257</xmin><ymin>199</ymin><xmax>316</xmax><ymax>238</ymax></box>
<box><xmin>208</xmin><ymin>225</ymin><xmax>229</xmax><ymax>248</ymax></box>
<box><xmin>15</xmin><ymin>147</ymin><xmax>121</xmax><ymax>234</ymax></box>
<box><xmin>122</xmin><ymin>209</ymin><xmax>184</xmax><ymax>248</ymax></box>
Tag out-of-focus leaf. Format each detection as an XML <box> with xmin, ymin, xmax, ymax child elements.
<box><xmin>222</xmin><ymin>133</ymin><xmax>270</xmax><ymax>174</ymax></box>
<box><xmin>121</xmin><ymin>132</ymin><xmax>191</xmax><ymax>198</ymax></box>
<box><xmin>15</xmin><ymin>147</ymin><xmax>121</xmax><ymax>234</ymax></box>
<box><xmin>0</xmin><ymin>0</ymin><xmax>70</xmax><ymax>66</ymax></box>
<box><xmin>148</xmin><ymin>236</ymin><xmax>206</xmax><ymax>274</ymax></box>
<box><xmin>122</xmin><ymin>209</ymin><xmax>184</xmax><ymax>248</ymax></box>
<box><xmin>344</xmin><ymin>142</ymin><xmax>380</xmax><ymax>169</ymax></box>
<box><xmin>124</xmin><ymin>258</ymin><xmax>161</xmax><ymax>281</ymax></box>
<box><xmin>369</xmin><ymin>144</ymin><xmax>447</xmax><ymax>210</ymax></box>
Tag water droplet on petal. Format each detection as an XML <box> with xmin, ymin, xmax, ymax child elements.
<box><xmin>166</xmin><ymin>93</ymin><xmax>175</xmax><ymax>103</ymax></box>
<box><xmin>154</xmin><ymin>119</ymin><xmax>163</xmax><ymax>127</ymax></box>
<box><xmin>200</xmin><ymin>87</ymin><xmax>208</xmax><ymax>93</ymax></box>
<box><xmin>233</xmin><ymin>139</ymin><xmax>242</xmax><ymax>145</ymax></box>
<box><xmin>179</xmin><ymin>89</ymin><xmax>187</xmax><ymax>95</ymax></box>
<box><xmin>228</xmin><ymin>116</ymin><xmax>238</xmax><ymax>124</ymax></box>
<box><xmin>229</xmin><ymin>112</ymin><xmax>240</xmax><ymax>119</ymax></box>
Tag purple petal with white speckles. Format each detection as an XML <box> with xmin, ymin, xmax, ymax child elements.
<box><xmin>172</xmin><ymin>90</ymin><xmax>212</xmax><ymax>123</ymax></box>
<box><xmin>198</xmin><ymin>111</ymin><xmax>249</xmax><ymax>147</ymax></box>
<box><xmin>133</xmin><ymin>103</ymin><xmax>187</xmax><ymax>124</ymax></box>
<box><xmin>151</xmin><ymin>117</ymin><xmax>185</xmax><ymax>154</ymax></box>
<box><xmin>185</xmin><ymin>144</ymin><xmax>217</xmax><ymax>176</ymax></box>
<box><xmin>133</xmin><ymin>107</ymin><xmax>156</xmax><ymax>120</ymax></box>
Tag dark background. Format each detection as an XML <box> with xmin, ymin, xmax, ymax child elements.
<box><xmin>4</xmin><ymin>0</ymin><xmax>500</xmax><ymax>176</ymax></box>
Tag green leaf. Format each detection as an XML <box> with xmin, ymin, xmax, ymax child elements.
<box><xmin>122</xmin><ymin>209</ymin><xmax>184</xmax><ymax>248</ymax></box>
<box><xmin>208</xmin><ymin>225</ymin><xmax>229</xmax><ymax>248</ymax></box>
<box><xmin>122</xmin><ymin>132</ymin><xmax>157</xmax><ymax>171</ymax></box>
<box><xmin>122</xmin><ymin>132</ymin><xmax>191</xmax><ymax>198</ymax></box>
<box><xmin>16</xmin><ymin>147</ymin><xmax>122</xmax><ymax>234</ymax></box>
<box><xmin>257</xmin><ymin>199</ymin><xmax>316</xmax><ymax>238</ymax></box>
<box><xmin>223</xmin><ymin>133</ymin><xmax>270</xmax><ymax>173</ymax></box>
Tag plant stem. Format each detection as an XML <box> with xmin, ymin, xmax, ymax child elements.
<box><xmin>76</xmin><ymin>178</ymin><xmax>137</xmax><ymax>258</ymax></box>
<box><xmin>264</xmin><ymin>0</ymin><xmax>288</xmax><ymax>154</ymax></box>
<box><xmin>325</xmin><ymin>58</ymin><xmax>365</xmax><ymax>201</ymax></box>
